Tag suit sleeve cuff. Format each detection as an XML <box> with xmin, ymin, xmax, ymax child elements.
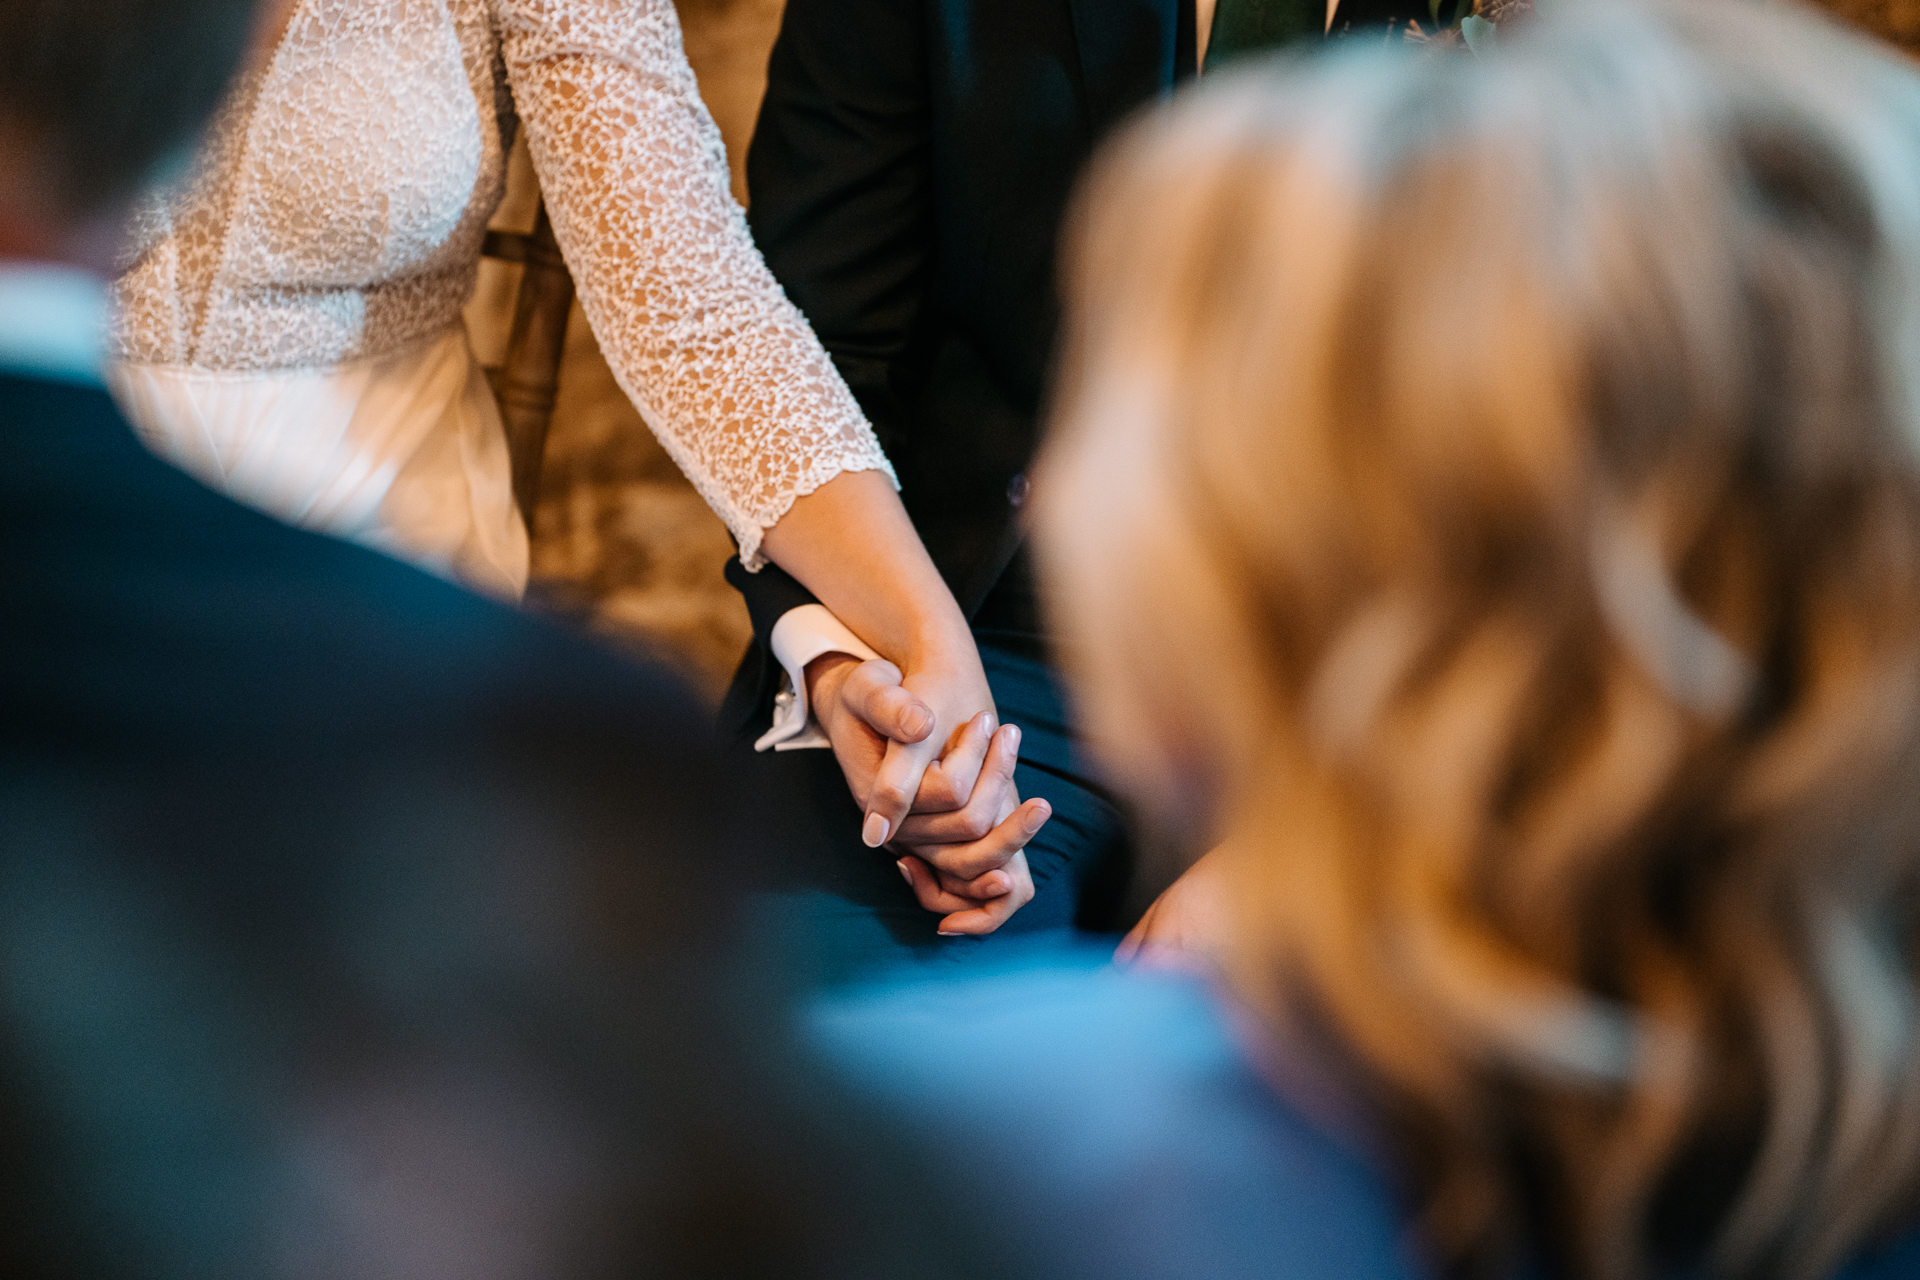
<box><xmin>754</xmin><ymin>604</ymin><xmax>882</xmax><ymax>752</ymax></box>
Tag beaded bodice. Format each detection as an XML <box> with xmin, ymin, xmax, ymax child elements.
<box><xmin>112</xmin><ymin>0</ymin><xmax>891</xmax><ymax>564</ymax></box>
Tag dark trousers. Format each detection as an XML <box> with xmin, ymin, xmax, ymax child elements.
<box><xmin>724</xmin><ymin>635</ymin><xmax>1133</xmax><ymax>986</ymax></box>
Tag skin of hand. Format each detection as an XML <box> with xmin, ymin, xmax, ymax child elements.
<box><xmin>760</xmin><ymin>468</ymin><xmax>1052</xmax><ymax>867</ymax></box>
<box><xmin>807</xmin><ymin>653</ymin><xmax>1051</xmax><ymax>934</ymax></box>
<box><xmin>1115</xmin><ymin>847</ymin><xmax>1231</xmax><ymax>968</ymax></box>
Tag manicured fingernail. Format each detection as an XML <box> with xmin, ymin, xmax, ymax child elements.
<box><xmin>896</xmin><ymin>858</ymin><xmax>913</xmax><ymax>886</ymax></box>
<box><xmin>862</xmin><ymin>812</ymin><xmax>891</xmax><ymax>847</ymax></box>
<box><xmin>982</xmin><ymin>711</ymin><xmax>998</xmax><ymax>735</ymax></box>
<box><xmin>1005</xmin><ymin>724</ymin><xmax>1022</xmax><ymax>753</ymax></box>
<box><xmin>1026</xmin><ymin>800</ymin><xmax>1051</xmax><ymax>832</ymax></box>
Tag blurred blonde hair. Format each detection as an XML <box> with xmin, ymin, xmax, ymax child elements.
<box><xmin>1036</xmin><ymin>3</ymin><xmax>1920</xmax><ymax>1276</ymax></box>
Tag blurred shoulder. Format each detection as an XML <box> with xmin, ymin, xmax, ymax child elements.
<box><xmin>806</xmin><ymin>949</ymin><xmax>1424</xmax><ymax>1280</ymax></box>
<box><xmin>0</xmin><ymin>373</ymin><xmax>703</xmax><ymax>752</ymax></box>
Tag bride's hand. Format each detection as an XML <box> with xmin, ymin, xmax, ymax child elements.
<box><xmin>808</xmin><ymin>655</ymin><xmax>1051</xmax><ymax>933</ymax></box>
<box><xmin>805</xmin><ymin>650</ymin><xmax>984</xmax><ymax>838</ymax></box>
<box><xmin>806</xmin><ymin>645</ymin><xmax>1000</xmax><ymax>839</ymax></box>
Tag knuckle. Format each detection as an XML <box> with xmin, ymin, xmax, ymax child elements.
<box><xmin>923</xmin><ymin>848</ymin><xmax>964</xmax><ymax>876</ymax></box>
<box><xmin>917</xmin><ymin>796</ymin><xmax>960</xmax><ymax>823</ymax></box>
<box><xmin>954</xmin><ymin>854</ymin><xmax>1002</xmax><ymax>881</ymax></box>
<box><xmin>926</xmin><ymin>849</ymin><xmax>967</xmax><ymax>877</ymax></box>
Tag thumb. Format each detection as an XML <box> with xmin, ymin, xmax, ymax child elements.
<box><xmin>844</xmin><ymin>658</ymin><xmax>935</xmax><ymax>745</ymax></box>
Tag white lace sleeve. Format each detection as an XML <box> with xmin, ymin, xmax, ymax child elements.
<box><xmin>491</xmin><ymin>0</ymin><xmax>896</xmax><ymax>570</ymax></box>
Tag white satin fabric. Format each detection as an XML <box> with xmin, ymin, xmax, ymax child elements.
<box><xmin>109</xmin><ymin>325</ymin><xmax>528</xmax><ymax>598</ymax></box>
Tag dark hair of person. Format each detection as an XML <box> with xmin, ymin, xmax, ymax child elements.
<box><xmin>0</xmin><ymin>0</ymin><xmax>256</xmax><ymax>215</ymax></box>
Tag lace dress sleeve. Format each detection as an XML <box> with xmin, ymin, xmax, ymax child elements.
<box><xmin>491</xmin><ymin>0</ymin><xmax>896</xmax><ymax>570</ymax></box>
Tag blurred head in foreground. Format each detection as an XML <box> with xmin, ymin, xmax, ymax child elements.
<box><xmin>0</xmin><ymin>3</ymin><xmax>927</xmax><ymax>1277</ymax></box>
<box><xmin>0</xmin><ymin>0</ymin><xmax>256</xmax><ymax>256</ymax></box>
<box><xmin>1038</xmin><ymin>1</ymin><xmax>1920</xmax><ymax>1276</ymax></box>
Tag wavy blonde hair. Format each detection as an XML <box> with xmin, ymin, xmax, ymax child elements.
<box><xmin>1036</xmin><ymin>3</ymin><xmax>1920</xmax><ymax>1276</ymax></box>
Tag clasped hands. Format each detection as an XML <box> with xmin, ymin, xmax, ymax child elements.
<box><xmin>805</xmin><ymin>652</ymin><xmax>1052</xmax><ymax>935</ymax></box>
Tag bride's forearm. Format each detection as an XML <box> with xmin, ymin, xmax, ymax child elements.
<box><xmin>764</xmin><ymin>468</ymin><xmax>1023</xmax><ymax>850</ymax></box>
<box><xmin>759</xmin><ymin>469</ymin><xmax>989</xmax><ymax>703</ymax></box>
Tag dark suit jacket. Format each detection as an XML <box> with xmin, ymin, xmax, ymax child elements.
<box><xmin>737</xmin><ymin>0</ymin><xmax>1442</xmax><ymax>636</ymax></box>
<box><xmin>0</xmin><ymin>372</ymin><xmax>949</xmax><ymax>1278</ymax></box>
<box><xmin>748</xmin><ymin>0</ymin><xmax>1194</xmax><ymax>605</ymax></box>
<box><xmin>724</xmin><ymin>0</ymin><xmax>1196</xmax><ymax>732</ymax></box>
<box><xmin>725</xmin><ymin>0</ymin><xmax>1432</xmax><ymax>733</ymax></box>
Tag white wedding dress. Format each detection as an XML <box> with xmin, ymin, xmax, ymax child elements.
<box><xmin>110</xmin><ymin>0</ymin><xmax>891</xmax><ymax>598</ymax></box>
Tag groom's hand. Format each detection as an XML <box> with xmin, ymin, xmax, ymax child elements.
<box><xmin>807</xmin><ymin>654</ymin><xmax>1050</xmax><ymax>934</ymax></box>
<box><xmin>806</xmin><ymin>653</ymin><xmax>942</xmax><ymax>826</ymax></box>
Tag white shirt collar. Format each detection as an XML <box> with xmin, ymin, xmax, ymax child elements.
<box><xmin>0</xmin><ymin>261</ymin><xmax>108</xmax><ymax>386</ymax></box>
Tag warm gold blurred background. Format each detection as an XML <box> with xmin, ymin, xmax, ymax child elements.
<box><xmin>466</xmin><ymin>0</ymin><xmax>786</xmax><ymax>704</ymax></box>
<box><xmin>1824</xmin><ymin>0</ymin><xmax>1920</xmax><ymax>50</ymax></box>
<box><xmin>467</xmin><ymin>0</ymin><xmax>1917</xmax><ymax>706</ymax></box>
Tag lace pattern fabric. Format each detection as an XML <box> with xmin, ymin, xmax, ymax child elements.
<box><xmin>113</xmin><ymin>0</ymin><xmax>892</xmax><ymax>568</ymax></box>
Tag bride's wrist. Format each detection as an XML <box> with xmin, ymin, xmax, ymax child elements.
<box><xmin>898</xmin><ymin>639</ymin><xmax>990</xmax><ymax>697</ymax></box>
<box><xmin>891</xmin><ymin>606</ymin><xmax>981</xmax><ymax>674</ymax></box>
<box><xmin>898</xmin><ymin>652</ymin><xmax>997</xmax><ymax>734</ymax></box>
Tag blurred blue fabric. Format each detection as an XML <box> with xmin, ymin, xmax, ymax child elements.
<box><xmin>808</xmin><ymin>949</ymin><xmax>1419</xmax><ymax>1279</ymax></box>
<box><xmin>808</xmin><ymin>949</ymin><xmax>1920</xmax><ymax>1280</ymax></box>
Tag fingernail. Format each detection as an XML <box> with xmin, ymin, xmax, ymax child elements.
<box><xmin>1005</xmin><ymin>724</ymin><xmax>1022</xmax><ymax>753</ymax></box>
<box><xmin>983</xmin><ymin>711</ymin><xmax>999</xmax><ymax>735</ymax></box>
<box><xmin>937</xmin><ymin>931</ymin><xmax>967</xmax><ymax>937</ymax></box>
<box><xmin>903</xmin><ymin>707</ymin><xmax>932</xmax><ymax>738</ymax></box>
<box><xmin>862</xmin><ymin>812</ymin><xmax>891</xmax><ymax>847</ymax></box>
<box><xmin>896</xmin><ymin>858</ymin><xmax>913</xmax><ymax>886</ymax></box>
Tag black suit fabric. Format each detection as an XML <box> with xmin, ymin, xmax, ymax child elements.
<box><xmin>0</xmin><ymin>373</ymin><xmax>943</xmax><ymax>1278</ymax></box>
<box><xmin>746</xmin><ymin>0</ymin><xmax>1186</xmax><ymax>612</ymax></box>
